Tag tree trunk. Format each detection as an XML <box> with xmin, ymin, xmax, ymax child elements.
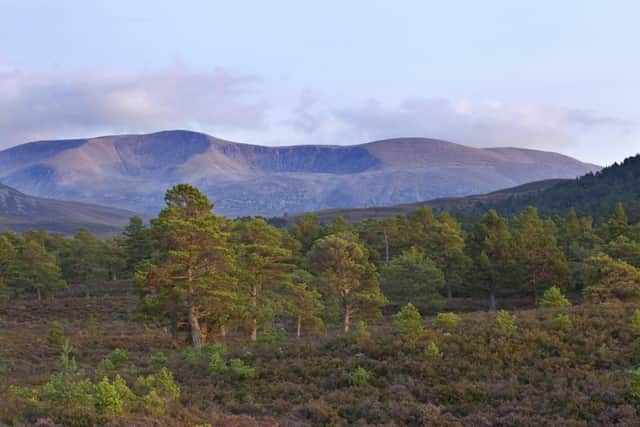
<box><xmin>297</xmin><ymin>315</ymin><xmax>302</xmax><ymax>338</ymax></box>
<box><xmin>37</xmin><ymin>288</ymin><xmax>41</xmax><ymax>302</ymax></box>
<box><xmin>250</xmin><ymin>284</ymin><xmax>258</xmax><ymax>342</ymax></box>
<box><xmin>170</xmin><ymin>310</ymin><xmax>178</xmax><ymax>348</ymax></box>
<box><xmin>383</xmin><ymin>229</ymin><xmax>390</xmax><ymax>263</ymax></box>
<box><xmin>344</xmin><ymin>304</ymin><xmax>353</xmax><ymax>334</ymax></box>
<box><xmin>447</xmin><ymin>284</ymin><xmax>453</xmax><ymax>302</ymax></box>
<box><xmin>112</xmin><ymin>271</ymin><xmax>117</xmax><ymax>281</ymax></box>
<box><xmin>489</xmin><ymin>290</ymin><xmax>496</xmax><ymax>311</ymax></box>
<box><xmin>188</xmin><ymin>302</ymin><xmax>203</xmax><ymax>351</ymax></box>
<box><xmin>220</xmin><ymin>324</ymin><xmax>227</xmax><ymax>338</ymax></box>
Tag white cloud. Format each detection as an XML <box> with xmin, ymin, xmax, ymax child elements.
<box><xmin>0</xmin><ymin>65</ymin><xmax>267</xmax><ymax>147</ymax></box>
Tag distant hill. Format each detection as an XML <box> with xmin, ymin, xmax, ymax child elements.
<box><xmin>286</xmin><ymin>179</ymin><xmax>569</xmax><ymax>223</ymax></box>
<box><xmin>0</xmin><ymin>130</ymin><xmax>600</xmax><ymax>217</ymax></box>
<box><xmin>290</xmin><ymin>154</ymin><xmax>640</xmax><ymax>224</ymax></box>
<box><xmin>0</xmin><ymin>183</ymin><xmax>137</xmax><ymax>235</ymax></box>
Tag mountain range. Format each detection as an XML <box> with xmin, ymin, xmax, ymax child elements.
<box><xmin>0</xmin><ymin>130</ymin><xmax>600</xmax><ymax>217</ymax></box>
<box><xmin>0</xmin><ymin>183</ymin><xmax>136</xmax><ymax>235</ymax></box>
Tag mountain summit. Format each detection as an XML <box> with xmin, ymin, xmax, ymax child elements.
<box><xmin>0</xmin><ymin>130</ymin><xmax>600</xmax><ymax>217</ymax></box>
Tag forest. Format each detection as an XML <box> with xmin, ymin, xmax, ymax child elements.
<box><xmin>2</xmin><ymin>172</ymin><xmax>640</xmax><ymax>425</ymax></box>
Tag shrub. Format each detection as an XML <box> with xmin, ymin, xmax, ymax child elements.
<box><xmin>149</xmin><ymin>351</ymin><xmax>168</xmax><ymax>366</ymax></box>
<box><xmin>46</xmin><ymin>321</ymin><xmax>65</xmax><ymax>351</ymax></box>
<box><xmin>539</xmin><ymin>286</ymin><xmax>571</xmax><ymax>308</ymax></box>
<box><xmin>93</xmin><ymin>377</ymin><xmax>123</xmax><ymax>416</ymax></box>
<box><xmin>632</xmin><ymin>309</ymin><xmax>640</xmax><ymax>334</ymax></box>
<box><xmin>434</xmin><ymin>312</ymin><xmax>461</xmax><ymax>329</ymax></box>
<box><xmin>630</xmin><ymin>367</ymin><xmax>640</xmax><ymax>401</ymax></box>
<box><xmin>550</xmin><ymin>314</ymin><xmax>573</xmax><ymax>331</ymax></box>
<box><xmin>425</xmin><ymin>341</ymin><xmax>443</xmax><ymax>360</ymax></box>
<box><xmin>393</xmin><ymin>303</ymin><xmax>424</xmax><ymax>341</ymax></box>
<box><xmin>107</xmin><ymin>348</ymin><xmax>128</xmax><ymax>368</ymax></box>
<box><xmin>208</xmin><ymin>351</ymin><xmax>227</xmax><ymax>374</ymax></box>
<box><xmin>135</xmin><ymin>367</ymin><xmax>180</xmax><ymax>415</ymax></box>
<box><xmin>229</xmin><ymin>358</ymin><xmax>256</xmax><ymax>379</ymax></box>
<box><xmin>349</xmin><ymin>367</ymin><xmax>370</xmax><ymax>386</ymax></box>
<box><xmin>495</xmin><ymin>310</ymin><xmax>518</xmax><ymax>332</ymax></box>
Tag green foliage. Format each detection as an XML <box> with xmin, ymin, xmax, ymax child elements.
<box><xmin>348</xmin><ymin>367</ymin><xmax>370</xmax><ymax>386</ymax></box>
<box><xmin>425</xmin><ymin>341</ymin><xmax>443</xmax><ymax>360</ymax></box>
<box><xmin>631</xmin><ymin>309</ymin><xmax>640</xmax><ymax>335</ymax></box>
<box><xmin>495</xmin><ymin>310</ymin><xmax>518</xmax><ymax>332</ymax></box>
<box><xmin>308</xmin><ymin>233</ymin><xmax>385</xmax><ymax>333</ymax></box>
<box><xmin>149</xmin><ymin>351</ymin><xmax>168</xmax><ymax>366</ymax></box>
<box><xmin>135</xmin><ymin>367</ymin><xmax>181</xmax><ymax>415</ymax></box>
<box><xmin>381</xmin><ymin>246</ymin><xmax>445</xmax><ymax>313</ymax></box>
<box><xmin>46</xmin><ymin>321</ymin><xmax>66</xmax><ymax>351</ymax></box>
<box><xmin>108</xmin><ymin>348</ymin><xmax>129</xmax><ymax>368</ymax></box>
<box><xmin>550</xmin><ymin>314</ymin><xmax>573</xmax><ymax>331</ymax></box>
<box><xmin>630</xmin><ymin>367</ymin><xmax>640</xmax><ymax>401</ymax></box>
<box><xmin>583</xmin><ymin>254</ymin><xmax>640</xmax><ymax>302</ymax></box>
<box><xmin>393</xmin><ymin>303</ymin><xmax>424</xmax><ymax>341</ymax></box>
<box><xmin>434</xmin><ymin>312</ymin><xmax>461</xmax><ymax>329</ymax></box>
<box><xmin>138</xmin><ymin>184</ymin><xmax>235</xmax><ymax>350</ymax></box>
<box><xmin>354</xmin><ymin>320</ymin><xmax>371</xmax><ymax>341</ymax></box>
<box><xmin>208</xmin><ymin>351</ymin><xmax>228</xmax><ymax>374</ymax></box>
<box><xmin>229</xmin><ymin>358</ymin><xmax>256</xmax><ymax>379</ymax></box>
<box><xmin>539</xmin><ymin>286</ymin><xmax>571</xmax><ymax>308</ymax></box>
<box><xmin>93</xmin><ymin>377</ymin><xmax>124</xmax><ymax>416</ymax></box>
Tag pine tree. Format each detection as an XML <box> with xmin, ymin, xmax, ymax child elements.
<box><xmin>290</xmin><ymin>214</ymin><xmax>324</xmax><ymax>254</ymax></box>
<box><xmin>307</xmin><ymin>233</ymin><xmax>385</xmax><ymax>333</ymax></box>
<box><xmin>467</xmin><ymin>210</ymin><xmax>517</xmax><ymax>311</ymax></box>
<box><xmin>381</xmin><ymin>246</ymin><xmax>445</xmax><ymax>313</ymax></box>
<box><xmin>137</xmin><ymin>184</ymin><xmax>235</xmax><ymax>350</ymax></box>
<box><xmin>232</xmin><ymin>218</ymin><xmax>294</xmax><ymax>341</ymax></box>
<box><xmin>583</xmin><ymin>254</ymin><xmax>640</xmax><ymax>303</ymax></box>
<box><xmin>514</xmin><ymin>207</ymin><xmax>571</xmax><ymax>303</ymax></box>
<box><xmin>13</xmin><ymin>239</ymin><xmax>67</xmax><ymax>300</ymax></box>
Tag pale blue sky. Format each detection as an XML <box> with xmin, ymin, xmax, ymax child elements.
<box><xmin>0</xmin><ymin>0</ymin><xmax>638</xmax><ymax>164</ymax></box>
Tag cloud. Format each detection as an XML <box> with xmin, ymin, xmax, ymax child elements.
<box><xmin>0</xmin><ymin>65</ymin><xmax>267</xmax><ymax>147</ymax></box>
<box><xmin>332</xmin><ymin>97</ymin><xmax>635</xmax><ymax>150</ymax></box>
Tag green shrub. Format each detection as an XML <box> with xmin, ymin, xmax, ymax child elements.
<box><xmin>107</xmin><ymin>348</ymin><xmax>128</xmax><ymax>368</ymax></box>
<box><xmin>229</xmin><ymin>358</ymin><xmax>256</xmax><ymax>379</ymax></box>
<box><xmin>539</xmin><ymin>286</ymin><xmax>571</xmax><ymax>308</ymax></box>
<box><xmin>434</xmin><ymin>312</ymin><xmax>461</xmax><ymax>329</ymax></box>
<box><xmin>393</xmin><ymin>303</ymin><xmax>424</xmax><ymax>341</ymax></box>
<box><xmin>495</xmin><ymin>310</ymin><xmax>518</xmax><ymax>332</ymax></box>
<box><xmin>93</xmin><ymin>377</ymin><xmax>123</xmax><ymax>416</ymax></box>
<box><xmin>46</xmin><ymin>321</ymin><xmax>66</xmax><ymax>351</ymax></box>
<box><xmin>149</xmin><ymin>351</ymin><xmax>168</xmax><ymax>366</ymax></box>
<box><xmin>632</xmin><ymin>309</ymin><xmax>640</xmax><ymax>334</ymax></box>
<box><xmin>630</xmin><ymin>367</ymin><xmax>640</xmax><ymax>401</ymax></box>
<box><xmin>349</xmin><ymin>367</ymin><xmax>370</xmax><ymax>386</ymax></box>
<box><xmin>208</xmin><ymin>351</ymin><xmax>227</xmax><ymax>374</ymax></box>
<box><xmin>135</xmin><ymin>367</ymin><xmax>180</xmax><ymax>415</ymax></box>
<box><xmin>425</xmin><ymin>341</ymin><xmax>443</xmax><ymax>360</ymax></box>
<box><xmin>550</xmin><ymin>313</ymin><xmax>573</xmax><ymax>331</ymax></box>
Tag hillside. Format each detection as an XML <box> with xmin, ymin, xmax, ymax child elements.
<box><xmin>294</xmin><ymin>154</ymin><xmax>640</xmax><ymax>224</ymax></box>
<box><xmin>288</xmin><ymin>179</ymin><xmax>569</xmax><ymax>223</ymax></box>
<box><xmin>0</xmin><ymin>130</ymin><xmax>599</xmax><ymax>217</ymax></box>
<box><xmin>0</xmin><ymin>183</ymin><xmax>137</xmax><ymax>234</ymax></box>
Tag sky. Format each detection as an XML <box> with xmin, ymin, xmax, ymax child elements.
<box><xmin>0</xmin><ymin>0</ymin><xmax>638</xmax><ymax>165</ymax></box>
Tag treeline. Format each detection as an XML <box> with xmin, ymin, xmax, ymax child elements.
<box><xmin>3</xmin><ymin>183</ymin><xmax>640</xmax><ymax>350</ymax></box>
<box><xmin>451</xmin><ymin>153</ymin><xmax>640</xmax><ymax>222</ymax></box>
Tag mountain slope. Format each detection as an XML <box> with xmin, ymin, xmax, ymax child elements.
<box><xmin>0</xmin><ymin>183</ymin><xmax>137</xmax><ymax>235</ymax></box>
<box><xmin>0</xmin><ymin>130</ymin><xmax>600</xmax><ymax>217</ymax></box>
<box><xmin>294</xmin><ymin>154</ymin><xmax>640</xmax><ymax>224</ymax></box>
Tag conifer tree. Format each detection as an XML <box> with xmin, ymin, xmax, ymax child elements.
<box><xmin>307</xmin><ymin>233</ymin><xmax>385</xmax><ymax>333</ymax></box>
<box><xmin>232</xmin><ymin>218</ymin><xmax>294</xmax><ymax>341</ymax></box>
<box><xmin>137</xmin><ymin>184</ymin><xmax>234</xmax><ymax>350</ymax></box>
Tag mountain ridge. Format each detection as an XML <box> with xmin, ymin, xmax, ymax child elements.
<box><xmin>0</xmin><ymin>183</ymin><xmax>138</xmax><ymax>235</ymax></box>
<box><xmin>0</xmin><ymin>130</ymin><xmax>600</xmax><ymax>217</ymax></box>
